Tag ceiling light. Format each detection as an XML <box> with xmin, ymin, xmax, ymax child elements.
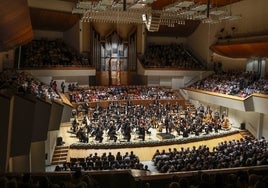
<box><xmin>191</xmin><ymin>4</ymin><xmax>207</xmax><ymax>12</ymax></box>
<box><xmin>72</xmin><ymin>8</ymin><xmax>86</xmax><ymax>14</ymax></box>
<box><xmin>180</xmin><ymin>10</ymin><xmax>196</xmax><ymax>16</ymax></box>
<box><xmin>176</xmin><ymin>1</ymin><xmax>195</xmax><ymax>8</ymax></box>
<box><xmin>193</xmin><ymin>14</ymin><xmax>207</xmax><ymax>20</ymax></box>
<box><xmin>210</xmin><ymin>10</ymin><xmax>227</xmax><ymax>16</ymax></box>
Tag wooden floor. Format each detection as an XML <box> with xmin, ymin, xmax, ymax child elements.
<box><xmin>58</xmin><ymin>122</ymin><xmax>244</xmax><ymax>162</ymax></box>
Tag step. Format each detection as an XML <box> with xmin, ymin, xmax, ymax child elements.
<box><xmin>53</xmin><ymin>153</ymin><xmax>68</xmax><ymax>158</ymax></box>
<box><xmin>52</xmin><ymin>156</ymin><xmax>67</xmax><ymax>161</ymax></box>
<box><xmin>54</xmin><ymin>149</ymin><xmax>69</xmax><ymax>154</ymax></box>
<box><xmin>239</xmin><ymin>130</ymin><xmax>255</xmax><ymax>138</ymax></box>
<box><xmin>51</xmin><ymin>161</ymin><xmax>66</xmax><ymax>165</ymax></box>
<box><xmin>55</xmin><ymin>146</ymin><xmax>69</xmax><ymax>150</ymax></box>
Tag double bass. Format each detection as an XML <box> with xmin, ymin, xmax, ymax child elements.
<box><xmin>221</xmin><ymin>116</ymin><xmax>230</xmax><ymax>129</ymax></box>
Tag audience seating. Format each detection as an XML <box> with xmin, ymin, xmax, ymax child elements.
<box><xmin>189</xmin><ymin>71</ymin><xmax>268</xmax><ymax>97</ymax></box>
<box><xmin>139</xmin><ymin>43</ymin><xmax>205</xmax><ymax>70</ymax></box>
<box><xmin>19</xmin><ymin>38</ymin><xmax>91</xmax><ymax>68</ymax></box>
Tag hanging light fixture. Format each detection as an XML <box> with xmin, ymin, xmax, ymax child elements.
<box><xmin>72</xmin><ymin>0</ymin><xmax>242</xmax><ymax>30</ymax></box>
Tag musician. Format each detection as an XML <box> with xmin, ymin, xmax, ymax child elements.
<box><xmin>221</xmin><ymin>114</ymin><xmax>230</xmax><ymax>130</ymax></box>
<box><xmin>172</xmin><ymin>102</ymin><xmax>180</xmax><ymax>113</ymax></box>
<box><xmin>151</xmin><ymin>114</ymin><xmax>158</xmax><ymax>128</ymax></box>
<box><xmin>139</xmin><ymin>124</ymin><xmax>146</xmax><ymax>141</ymax></box>
<box><xmin>76</xmin><ymin>127</ymin><xmax>88</xmax><ymax>143</ymax></box>
<box><xmin>204</xmin><ymin>110</ymin><xmax>212</xmax><ymax>124</ymax></box>
<box><xmin>82</xmin><ymin>115</ymin><xmax>87</xmax><ymax>125</ymax></box>
<box><xmin>84</xmin><ymin>102</ymin><xmax>89</xmax><ymax>115</ymax></box>
<box><xmin>71</xmin><ymin>118</ymin><xmax>78</xmax><ymax>132</ymax></box>
<box><xmin>214</xmin><ymin>122</ymin><xmax>219</xmax><ymax>133</ymax></box>
<box><xmin>95</xmin><ymin>126</ymin><xmax>104</xmax><ymax>143</ymax></box>
<box><xmin>124</xmin><ymin>122</ymin><xmax>132</xmax><ymax>142</ymax></box>
<box><xmin>108</xmin><ymin>121</ymin><xmax>117</xmax><ymax>142</ymax></box>
<box><xmin>198</xmin><ymin>104</ymin><xmax>205</xmax><ymax>113</ymax></box>
<box><xmin>165</xmin><ymin>102</ymin><xmax>171</xmax><ymax>111</ymax></box>
<box><xmin>72</xmin><ymin>108</ymin><xmax>77</xmax><ymax>118</ymax></box>
<box><xmin>164</xmin><ymin>115</ymin><xmax>170</xmax><ymax>134</ymax></box>
<box><xmin>182</xmin><ymin>128</ymin><xmax>189</xmax><ymax>138</ymax></box>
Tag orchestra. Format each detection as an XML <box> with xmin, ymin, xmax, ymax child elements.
<box><xmin>70</xmin><ymin>101</ymin><xmax>232</xmax><ymax>144</ymax></box>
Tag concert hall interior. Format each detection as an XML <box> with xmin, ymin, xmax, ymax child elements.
<box><xmin>0</xmin><ymin>0</ymin><xmax>268</xmax><ymax>188</ymax></box>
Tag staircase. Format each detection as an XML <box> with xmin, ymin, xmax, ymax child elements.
<box><xmin>239</xmin><ymin>129</ymin><xmax>255</xmax><ymax>139</ymax></box>
<box><xmin>51</xmin><ymin>146</ymin><xmax>69</xmax><ymax>165</ymax></box>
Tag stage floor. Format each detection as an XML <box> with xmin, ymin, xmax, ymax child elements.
<box><xmin>58</xmin><ymin>122</ymin><xmax>243</xmax><ymax>162</ymax></box>
<box><xmin>59</xmin><ymin>122</ymin><xmax>181</xmax><ymax>146</ymax></box>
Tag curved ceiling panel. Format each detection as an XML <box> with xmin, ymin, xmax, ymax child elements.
<box><xmin>0</xmin><ymin>0</ymin><xmax>33</xmax><ymax>51</ymax></box>
<box><xmin>147</xmin><ymin>20</ymin><xmax>200</xmax><ymax>37</ymax></box>
<box><xmin>30</xmin><ymin>8</ymin><xmax>80</xmax><ymax>31</ymax></box>
<box><xmin>210</xmin><ymin>41</ymin><xmax>268</xmax><ymax>58</ymax></box>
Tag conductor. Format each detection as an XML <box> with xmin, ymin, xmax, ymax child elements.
<box><xmin>164</xmin><ymin>115</ymin><xmax>169</xmax><ymax>134</ymax></box>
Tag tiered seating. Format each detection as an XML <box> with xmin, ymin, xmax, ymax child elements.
<box><xmin>0</xmin><ymin>70</ymin><xmax>62</xmax><ymax>102</ymax></box>
<box><xmin>152</xmin><ymin>136</ymin><xmax>268</xmax><ymax>173</ymax></box>
<box><xmin>189</xmin><ymin>71</ymin><xmax>268</xmax><ymax>97</ymax></box>
<box><xmin>58</xmin><ymin>151</ymin><xmax>146</xmax><ymax>172</ymax></box>
<box><xmin>139</xmin><ymin>43</ymin><xmax>205</xmax><ymax>70</ymax></box>
<box><xmin>19</xmin><ymin>38</ymin><xmax>91</xmax><ymax>68</ymax></box>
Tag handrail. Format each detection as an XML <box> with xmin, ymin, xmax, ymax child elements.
<box><xmin>184</xmin><ymin>88</ymin><xmax>245</xmax><ymax>101</ymax></box>
<box><xmin>184</xmin><ymin>88</ymin><xmax>268</xmax><ymax>101</ymax></box>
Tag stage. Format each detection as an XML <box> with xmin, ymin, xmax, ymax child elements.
<box><xmin>58</xmin><ymin>122</ymin><xmax>240</xmax><ymax>151</ymax></box>
<box><xmin>156</xmin><ymin>133</ymin><xmax>176</xmax><ymax>140</ymax></box>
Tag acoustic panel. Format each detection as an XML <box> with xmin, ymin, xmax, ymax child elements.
<box><xmin>0</xmin><ymin>93</ymin><xmax>12</xmax><ymax>171</ymax></box>
<box><xmin>48</xmin><ymin>102</ymin><xmax>64</xmax><ymax>131</ymax></box>
<box><xmin>32</xmin><ymin>99</ymin><xmax>51</xmax><ymax>142</ymax></box>
<box><xmin>10</xmin><ymin>95</ymin><xmax>35</xmax><ymax>157</ymax></box>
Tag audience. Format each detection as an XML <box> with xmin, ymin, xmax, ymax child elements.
<box><xmin>57</xmin><ymin>151</ymin><xmax>145</xmax><ymax>172</ymax></box>
<box><xmin>20</xmin><ymin>38</ymin><xmax>91</xmax><ymax>68</ymax></box>
<box><xmin>67</xmin><ymin>85</ymin><xmax>180</xmax><ymax>103</ymax></box>
<box><xmin>190</xmin><ymin>71</ymin><xmax>268</xmax><ymax>97</ymax></box>
<box><xmin>139</xmin><ymin>43</ymin><xmax>205</xmax><ymax>70</ymax></box>
<box><xmin>0</xmin><ymin>70</ymin><xmax>62</xmax><ymax>102</ymax></box>
<box><xmin>1</xmin><ymin>170</ymin><xmax>268</xmax><ymax>188</ymax></box>
<box><xmin>152</xmin><ymin>136</ymin><xmax>268</xmax><ymax>173</ymax></box>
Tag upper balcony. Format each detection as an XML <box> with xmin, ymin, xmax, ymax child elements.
<box><xmin>183</xmin><ymin>88</ymin><xmax>268</xmax><ymax>114</ymax></box>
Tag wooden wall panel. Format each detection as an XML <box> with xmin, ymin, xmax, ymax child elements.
<box><xmin>0</xmin><ymin>0</ymin><xmax>33</xmax><ymax>51</ymax></box>
<box><xmin>210</xmin><ymin>41</ymin><xmax>268</xmax><ymax>58</ymax></box>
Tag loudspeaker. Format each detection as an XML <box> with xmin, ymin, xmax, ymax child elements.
<box><xmin>240</xmin><ymin>123</ymin><xmax>245</xmax><ymax>130</ymax></box>
<box><xmin>146</xmin><ymin>12</ymin><xmax>161</xmax><ymax>32</ymax></box>
<box><xmin>56</xmin><ymin>137</ymin><xmax>63</xmax><ymax>146</ymax></box>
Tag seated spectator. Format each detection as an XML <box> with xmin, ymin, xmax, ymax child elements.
<box><xmin>20</xmin><ymin>38</ymin><xmax>91</xmax><ymax>68</ymax></box>
<box><xmin>152</xmin><ymin>136</ymin><xmax>268</xmax><ymax>173</ymax></box>
<box><xmin>139</xmin><ymin>43</ymin><xmax>205</xmax><ymax>70</ymax></box>
<box><xmin>190</xmin><ymin>70</ymin><xmax>267</xmax><ymax>97</ymax></box>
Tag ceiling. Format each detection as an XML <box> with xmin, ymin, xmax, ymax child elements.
<box><xmin>4</xmin><ymin>0</ymin><xmax>268</xmax><ymax>59</ymax></box>
<box><xmin>0</xmin><ymin>0</ymin><xmax>33</xmax><ymax>51</ymax></box>
<box><xmin>29</xmin><ymin>0</ymin><xmax>242</xmax><ymax>35</ymax></box>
